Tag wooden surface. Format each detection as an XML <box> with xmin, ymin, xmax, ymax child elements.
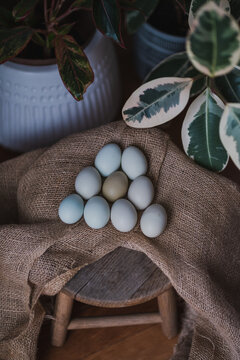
<box><xmin>39</xmin><ymin>299</ymin><xmax>178</xmax><ymax>360</ymax></box>
<box><xmin>64</xmin><ymin>247</ymin><xmax>170</xmax><ymax>307</ymax></box>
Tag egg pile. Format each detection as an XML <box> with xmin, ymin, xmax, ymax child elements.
<box><xmin>58</xmin><ymin>143</ymin><xmax>167</xmax><ymax>238</ymax></box>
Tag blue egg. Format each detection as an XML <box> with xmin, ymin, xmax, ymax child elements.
<box><xmin>95</xmin><ymin>143</ymin><xmax>121</xmax><ymax>177</ymax></box>
<box><xmin>84</xmin><ymin>196</ymin><xmax>110</xmax><ymax>229</ymax></box>
<box><xmin>58</xmin><ymin>194</ymin><xmax>84</xmax><ymax>224</ymax></box>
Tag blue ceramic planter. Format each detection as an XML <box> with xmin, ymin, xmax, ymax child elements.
<box><xmin>133</xmin><ymin>22</ymin><xmax>186</xmax><ymax>80</ymax></box>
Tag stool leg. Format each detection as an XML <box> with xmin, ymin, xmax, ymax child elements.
<box><xmin>157</xmin><ymin>287</ymin><xmax>178</xmax><ymax>339</ymax></box>
<box><xmin>51</xmin><ymin>291</ymin><xmax>74</xmax><ymax>347</ymax></box>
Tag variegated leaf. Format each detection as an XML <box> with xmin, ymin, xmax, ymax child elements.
<box><xmin>188</xmin><ymin>0</ymin><xmax>230</xmax><ymax>29</ymax></box>
<box><xmin>0</xmin><ymin>27</ymin><xmax>33</xmax><ymax>63</ymax></box>
<box><xmin>13</xmin><ymin>0</ymin><xmax>39</xmax><ymax>21</ymax></box>
<box><xmin>92</xmin><ymin>0</ymin><xmax>124</xmax><ymax>46</ymax></box>
<box><xmin>122</xmin><ymin>77</ymin><xmax>193</xmax><ymax>128</ymax></box>
<box><xmin>144</xmin><ymin>51</ymin><xmax>206</xmax><ymax>97</ymax></box>
<box><xmin>219</xmin><ymin>103</ymin><xmax>240</xmax><ymax>169</ymax></box>
<box><xmin>187</xmin><ymin>1</ymin><xmax>240</xmax><ymax>77</ymax></box>
<box><xmin>181</xmin><ymin>87</ymin><xmax>229</xmax><ymax>171</ymax></box>
<box><xmin>55</xmin><ymin>35</ymin><xmax>94</xmax><ymax>101</ymax></box>
<box><xmin>123</xmin><ymin>0</ymin><xmax>159</xmax><ymax>34</ymax></box>
<box><xmin>215</xmin><ymin>66</ymin><xmax>240</xmax><ymax>102</ymax></box>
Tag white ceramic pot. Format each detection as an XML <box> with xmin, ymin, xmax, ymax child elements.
<box><xmin>0</xmin><ymin>31</ymin><xmax>121</xmax><ymax>151</ymax></box>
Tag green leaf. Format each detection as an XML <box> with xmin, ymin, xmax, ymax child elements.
<box><xmin>0</xmin><ymin>6</ymin><xmax>14</xmax><ymax>27</ymax></box>
<box><xmin>215</xmin><ymin>66</ymin><xmax>240</xmax><ymax>102</ymax></box>
<box><xmin>181</xmin><ymin>87</ymin><xmax>229</xmax><ymax>171</ymax></box>
<box><xmin>55</xmin><ymin>35</ymin><xmax>94</xmax><ymax>101</ymax></box>
<box><xmin>122</xmin><ymin>77</ymin><xmax>193</xmax><ymax>128</ymax></box>
<box><xmin>92</xmin><ymin>0</ymin><xmax>124</xmax><ymax>46</ymax></box>
<box><xmin>32</xmin><ymin>31</ymin><xmax>45</xmax><ymax>47</ymax></box>
<box><xmin>124</xmin><ymin>0</ymin><xmax>159</xmax><ymax>34</ymax></box>
<box><xmin>219</xmin><ymin>103</ymin><xmax>240</xmax><ymax>169</ymax></box>
<box><xmin>144</xmin><ymin>51</ymin><xmax>207</xmax><ymax>97</ymax></box>
<box><xmin>57</xmin><ymin>23</ymin><xmax>75</xmax><ymax>35</ymax></box>
<box><xmin>0</xmin><ymin>26</ymin><xmax>33</xmax><ymax>63</ymax></box>
<box><xmin>13</xmin><ymin>0</ymin><xmax>39</xmax><ymax>21</ymax></box>
<box><xmin>187</xmin><ymin>2</ymin><xmax>240</xmax><ymax>77</ymax></box>
<box><xmin>72</xmin><ymin>0</ymin><xmax>93</xmax><ymax>10</ymax></box>
<box><xmin>188</xmin><ymin>0</ymin><xmax>230</xmax><ymax>29</ymax></box>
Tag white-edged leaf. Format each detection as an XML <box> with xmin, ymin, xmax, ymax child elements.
<box><xmin>188</xmin><ymin>0</ymin><xmax>230</xmax><ymax>29</ymax></box>
<box><xmin>122</xmin><ymin>77</ymin><xmax>193</xmax><ymax>128</ymax></box>
<box><xmin>219</xmin><ymin>103</ymin><xmax>240</xmax><ymax>169</ymax></box>
<box><xmin>215</xmin><ymin>66</ymin><xmax>240</xmax><ymax>102</ymax></box>
<box><xmin>181</xmin><ymin>87</ymin><xmax>229</xmax><ymax>171</ymax></box>
<box><xmin>144</xmin><ymin>51</ymin><xmax>207</xmax><ymax>98</ymax></box>
<box><xmin>187</xmin><ymin>1</ymin><xmax>240</xmax><ymax>77</ymax></box>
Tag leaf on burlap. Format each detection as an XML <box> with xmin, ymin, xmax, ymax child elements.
<box><xmin>219</xmin><ymin>103</ymin><xmax>240</xmax><ymax>169</ymax></box>
<box><xmin>13</xmin><ymin>0</ymin><xmax>39</xmax><ymax>21</ymax></box>
<box><xmin>181</xmin><ymin>87</ymin><xmax>229</xmax><ymax>171</ymax></box>
<box><xmin>215</xmin><ymin>66</ymin><xmax>240</xmax><ymax>102</ymax></box>
<box><xmin>0</xmin><ymin>26</ymin><xmax>33</xmax><ymax>63</ymax></box>
<box><xmin>187</xmin><ymin>1</ymin><xmax>240</xmax><ymax>77</ymax></box>
<box><xmin>55</xmin><ymin>35</ymin><xmax>94</xmax><ymax>101</ymax></box>
<box><xmin>122</xmin><ymin>77</ymin><xmax>193</xmax><ymax>128</ymax></box>
<box><xmin>188</xmin><ymin>0</ymin><xmax>230</xmax><ymax>29</ymax></box>
<box><xmin>144</xmin><ymin>52</ymin><xmax>207</xmax><ymax>97</ymax></box>
<box><xmin>122</xmin><ymin>0</ymin><xmax>159</xmax><ymax>34</ymax></box>
<box><xmin>92</xmin><ymin>0</ymin><xmax>124</xmax><ymax>46</ymax></box>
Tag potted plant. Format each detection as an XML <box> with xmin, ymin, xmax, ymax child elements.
<box><xmin>122</xmin><ymin>0</ymin><xmax>240</xmax><ymax>171</ymax></box>
<box><xmin>0</xmin><ymin>0</ymin><xmax>157</xmax><ymax>151</ymax></box>
<box><xmin>131</xmin><ymin>0</ymin><xmax>189</xmax><ymax>79</ymax></box>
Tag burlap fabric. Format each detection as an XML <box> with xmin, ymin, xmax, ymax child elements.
<box><xmin>0</xmin><ymin>121</ymin><xmax>239</xmax><ymax>360</ymax></box>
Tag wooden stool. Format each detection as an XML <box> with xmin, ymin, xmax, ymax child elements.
<box><xmin>52</xmin><ymin>247</ymin><xmax>178</xmax><ymax>347</ymax></box>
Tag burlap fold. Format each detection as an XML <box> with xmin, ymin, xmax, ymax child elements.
<box><xmin>0</xmin><ymin>121</ymin><xmax>239</xmax><ymax>360</ymax></box>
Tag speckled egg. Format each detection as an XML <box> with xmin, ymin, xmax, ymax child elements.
<box><xmin>75</xmin><ymin>166</ymin><xmax>102</xmax><ymax>200</ymax></box>
<box><xmin>140</xmin><ymin>204</ymin><xmax>167</xmax><ymax>238</ymax></box>
<box><xmin>95</xmin><ymin>143</ymin><xmax>122</xmax><ymax>177</ymax></box>
<box><xmin>102</xmin><ymin>171</ymin><xmax>128</xmax><ymax>202</ymax></box>
<box><xmin>58</xmin><ymin>194</ymin><xmax>84</xmax><ymax>224</ymax></box>
<box><xmin>121</xmin><ymin>146</ymin><xmax>147</xmax><ymax>180</ymax></box>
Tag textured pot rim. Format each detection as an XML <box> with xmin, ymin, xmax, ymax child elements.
<box><xmin>143</xmin><ymin>22</ymin><xmax>186</xmax><ymax>43</ymax></box>
<box><xmin>4</xmin><ymin>30</ymin><xmax>101</xmax><ymax>72</ymax></box>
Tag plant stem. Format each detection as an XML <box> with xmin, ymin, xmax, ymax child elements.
<box><xmin>176</xmin><ymin>0</ymin><xmax>186</xmax><ymax>14</ymax></box>
<box><xmin>55</xmin><ymin>0</ymin><xmax>66</xmax><ymax>14</ymax></box>
<box><xmin>55</xmin><ymin>7</ymin><xmax>79</xmax><ymax>23</ymax></box>
<box><xmin>44</xmin><ymin>0</ymin><xmax>48</xmax><ymax>26</ymax></box>
<box><xmin>193</xmin><ymin>74</ymin><xmax>205</xmax><ymax>82</ymax></box>
<box><xmin>50</xmin><ymin>0</ymin><xmax>55</xmax><ymax>18</ymax></box>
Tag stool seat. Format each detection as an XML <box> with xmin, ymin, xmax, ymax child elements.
<box><xmin>63</xmin><ymin>247</ymin><xmax>170</xmax><ymax>307</ymax></box>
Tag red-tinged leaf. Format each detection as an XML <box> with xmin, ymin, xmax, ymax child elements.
<box><xmin>13</xmin><ymin>0</ymin><xmax>39</xmax><ymax>21</ymax></box>
<box><xmin>72</xmin><ymin>0</ymin><xmax>93</xmax><ymax>9</ymax></box>
<box><xmin>92</xmin><ymin>0</ymin><xmax>124</xmax><ymax>47</ymax></box>
<box><xmin>0</xmin><ymin>26</ymin><xmax>33</xmax><ymax>63</ymax></box>
<box><xmin>122</xmin><ymin>0</ymin><xmax>159</xmax><ymax>34</ymax></box>
<box><xmin>57</xmin><ymin>23</ymin><xmax>76</xmax><ymax>35</ymax></box>
<box><xmin>55</xmin><ymin>35</ymin><xmax>94</xmax><ymax>101</ymax></box>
